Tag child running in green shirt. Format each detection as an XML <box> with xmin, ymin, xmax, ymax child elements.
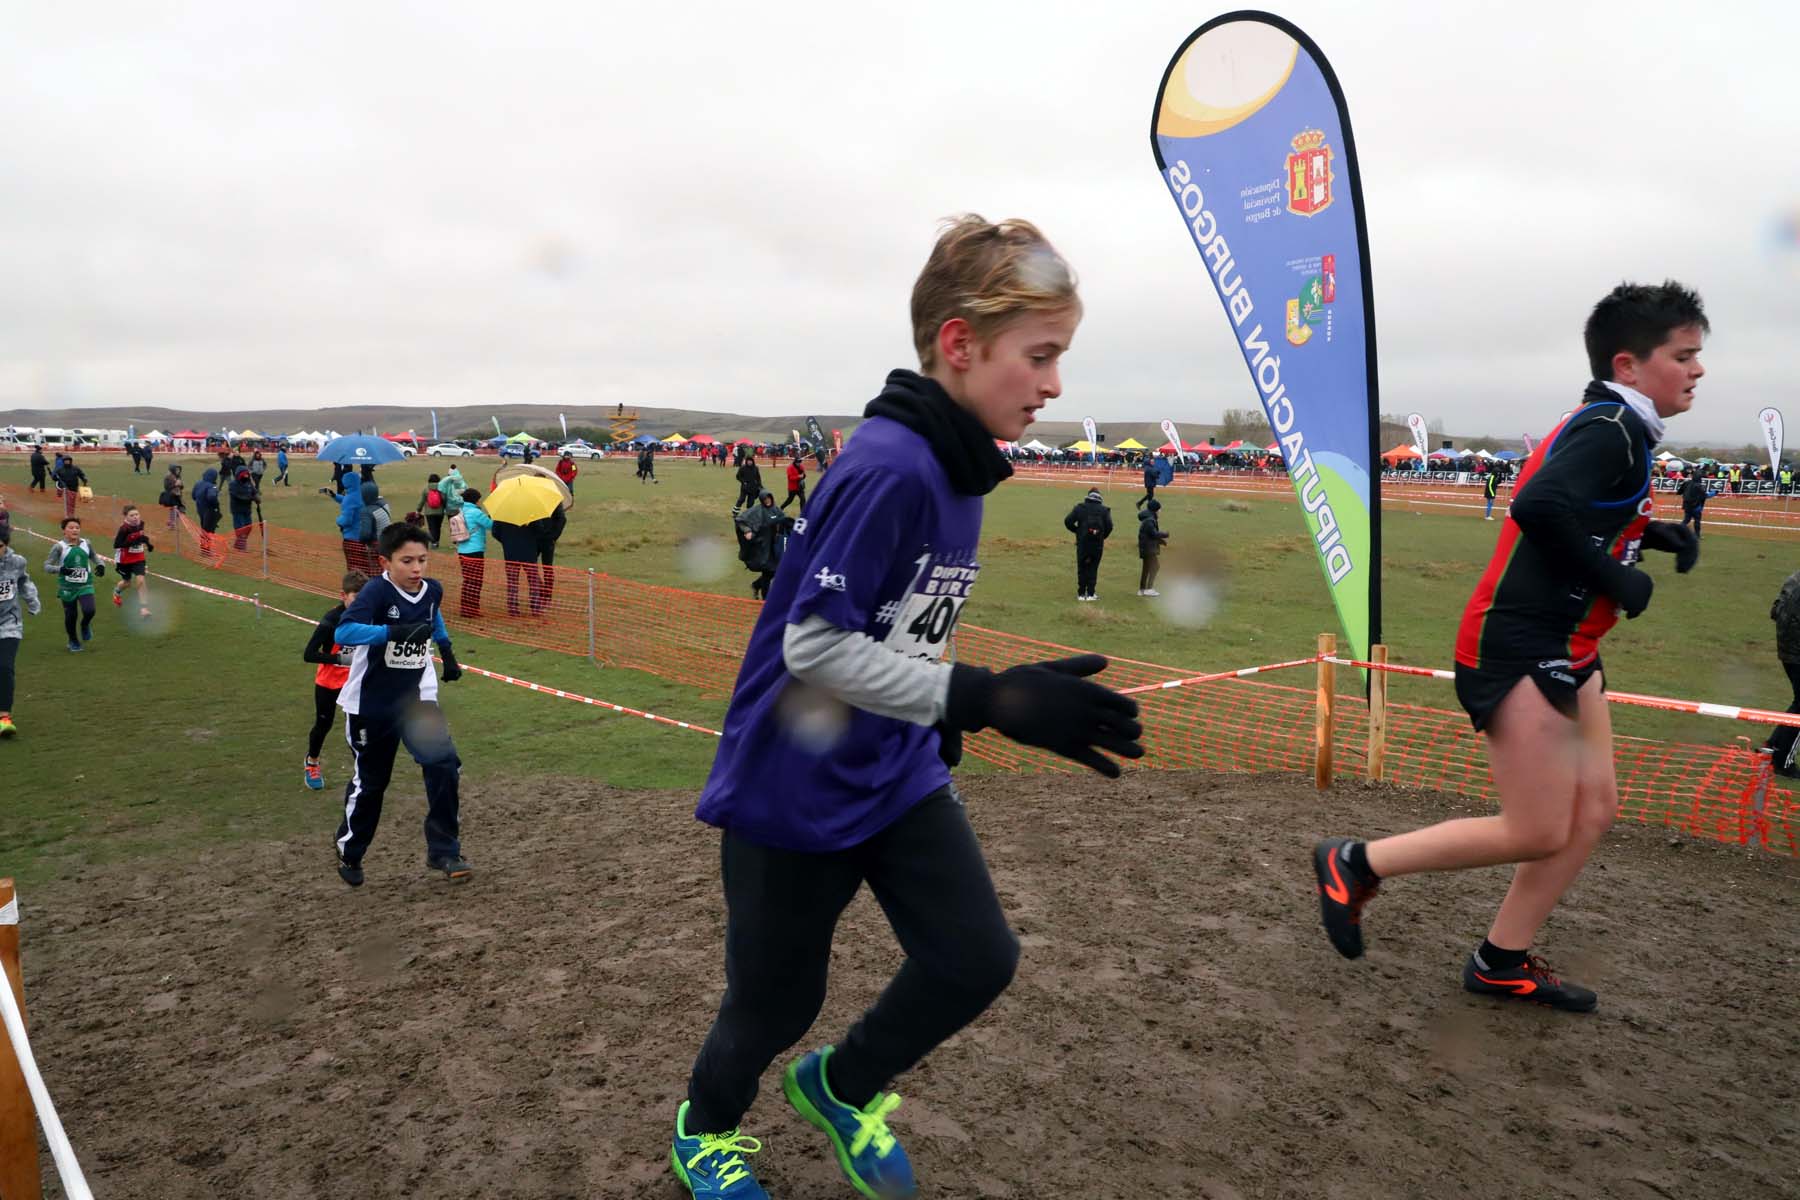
<box><xmin>44</xmin><ymin>516</ymin><xmax>103</xmax><ymax>652</ymax></box>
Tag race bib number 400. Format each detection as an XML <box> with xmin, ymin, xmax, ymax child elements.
<box><xmin>383</xmin><ymin>639</ymin><xmax>429</xmax><ymax>670</ymax></box>
<box><xmin>879</xmin><ymin>554</ymin><xmax>979</xmax><ymax>661</ymax></box>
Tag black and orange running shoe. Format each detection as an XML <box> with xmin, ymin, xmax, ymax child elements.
<box><xmin>1462</xmin><ymin>952</ymin><xmax>1597</xmax><ymax>1013</ymax></box>
<box><xmin>1312</xmin><ymin>837</ymin><xmax>1379</xmax><ymax>959</ymax></box>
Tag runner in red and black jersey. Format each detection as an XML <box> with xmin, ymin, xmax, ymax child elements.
<box><xmin>1311</xmin><ymin>281</ymin><xmax>1708</xmax><ymax>1012</ymax></box>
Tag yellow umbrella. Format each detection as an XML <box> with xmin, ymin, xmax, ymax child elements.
<box><xmin>491</xmin><ymin>462</ymin><xmax>574</xmax><ymax>508</ymax></box>
<box><xmin>484</xmin><ymin>475</ymin><xmax>565</xmax><ymax>524</ymax></box>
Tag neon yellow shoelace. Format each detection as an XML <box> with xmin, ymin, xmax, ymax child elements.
<box><xmin>847</xmin><ymin>1093</ymin><xmax>903</xmax><ymax>1159</ymax></box>
<box><xmin>686</xmin><ymin>1131</ymin><xmax>762</xmax><ymax>1187</ymax></box>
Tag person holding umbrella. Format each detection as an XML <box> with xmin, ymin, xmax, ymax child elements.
<box><xmin>484</xmin><ymin>473</ymin><xmax>565</xmax><ymax>615</ymax></box>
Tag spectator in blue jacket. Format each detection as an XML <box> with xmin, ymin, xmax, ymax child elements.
<box><xmin>451</xmin><ymin>488</ymin><xmax>493</xmax><ymax>618</ymax></box>
<box><xmin>322</xmin><ymin>477</ymin><xmax>366</xmax><ymax>571</ymax></box>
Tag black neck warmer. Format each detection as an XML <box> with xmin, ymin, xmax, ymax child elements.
<box><xmin>862</xmin><ymin>369</ymin><xmax>1014</xmax><ymax>497</ymax></box>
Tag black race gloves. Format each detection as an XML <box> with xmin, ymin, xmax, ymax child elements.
<box><xmin>945</xmin><ymin>654</ymin><xmax>1144</xmax><ymax>778</ymax></box>
<box><xmin>1641</xmin><ymin>521</ymin><xmax>1699</xmax><ymax>573</ymax></box>
<box><xmin>440</xmin><ymin>646</ymin><xmax>463</xmax><ymax>682</ymax></box>
<box><xmin>388</xmin><ymin>621</ymin><xmax>432</xmax><ymax>645</ymax></box>
<box><xmin>1606</xmin><ymin>563</ymin><xmax>1654</xmax><ymax>619</ymax></box>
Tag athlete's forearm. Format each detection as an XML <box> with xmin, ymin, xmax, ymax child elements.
<box><xmin>782</xmin><ymin>614</ymin><xmax>952</xmax><ymax>726</ymax></box>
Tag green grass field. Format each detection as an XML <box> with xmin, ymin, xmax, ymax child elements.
<box><xmin>4</xmin><ymin>449</ymin><xmax>1795</xmax><ymax>889</ymax></box>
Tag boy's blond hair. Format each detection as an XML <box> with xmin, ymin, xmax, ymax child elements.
<box><xmin>911</xmin><ymin>215</ymin><xmax>1080</xmax><ymax>372</ymax></box>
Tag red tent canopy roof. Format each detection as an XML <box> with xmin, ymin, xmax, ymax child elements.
<box><xmin>383</xmin><ymin>432</ymin><xmax>420</xmax><ymax>442</ymax></box>
<box><xmin>171</xmin><ymin>429</ymin><xmax>209</xmax><ymax>438</ymax></box>
<box><xmin>686</xmin><ymin>434</ymin><xmax>719</xmax><ymax>444</ymax></box>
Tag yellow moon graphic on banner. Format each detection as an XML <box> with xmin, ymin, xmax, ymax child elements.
<box><xmin>1156</xmin><ymin>23</ymin><xmax>1297</xmax><ymax>139</ymax></box>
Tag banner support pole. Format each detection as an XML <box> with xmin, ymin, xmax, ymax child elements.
<box><xmin>587</xmin><ymin>570</ymin><xmax>596</xmax><ymax>663</ymax></box>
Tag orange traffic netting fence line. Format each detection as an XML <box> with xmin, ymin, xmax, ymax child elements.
<box><xmin>10</xmin><ymin>485</ymin><xmax>1796</xmax><ymax>856</ymax></box>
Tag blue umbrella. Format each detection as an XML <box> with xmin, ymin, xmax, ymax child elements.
<box><xmin>317</xmin><ymin>434</ymin><xmax>407</xmax><ymax>465</ymax></box>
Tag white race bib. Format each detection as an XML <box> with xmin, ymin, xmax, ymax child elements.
<box><xmin>65</xmin><ymin>567</ymin><xmax>89</xmax><ymax>585</ymax></box>
<box><xmin>383</xmin><ymin>640</ymin><xmax>429</xmax><ymax>670</ymax></box>
<box><xmin>0</xmin><ymin>580</ymin><xmax>13</xmax><ymax>602</ymax></box>
<box><xmin>882</xmin><ymin>592</ymin><xmax>966</xmax><ymax>661</ymax></box>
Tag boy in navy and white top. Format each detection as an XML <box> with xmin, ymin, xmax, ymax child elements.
<box><xmin>670</xmin><ymin>216</ymin><xmax>1144</xmax><ymax>1200</ymax></box>
<box><xmin>329</xmin><ymin>523</ymin><xmax>468</xmax><ymax>887</ymax></box>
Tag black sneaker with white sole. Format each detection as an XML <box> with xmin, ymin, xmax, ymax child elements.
<box><xmin>337</xmin><ymin>856</ymin><xmax>364</xmax><ymax>888</ymax></box>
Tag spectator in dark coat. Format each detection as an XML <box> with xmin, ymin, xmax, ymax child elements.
<box><xmin>28</xmin><ymin>446</ymin><xmax>49</xmax><ymax>492</ymax></box>
<box><xmin>1767</xmin><ymin>570</ymin><xmax>1800</xmax><ymax>777</ymax></box>
<box><xmin>734</xmin><ymin>490</ymin><xmax>784</xmax><ymax>600</ymax></box>
<box><xmin>528</xmin><ymin>507</ymin><xmax>567</xmax><ymax>614</ymax></box>
<box><xmin>1063</xmin><ymin>489</ymin><xmax>1113</xmax><ymax>602</ymax></box>
<box><xmin>491</xmin><ymin>519</ymin><xmax>540</xmax><ymax>616</ymax></box>
<box><xmin>229</xmin><ymin>467</ymin><xmax>259</xmax><ymax>551</ymax></box>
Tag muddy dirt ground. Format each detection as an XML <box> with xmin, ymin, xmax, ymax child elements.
<box><xmin>15</xmin><ymin>771</ymin><xmax>1800</xmax><ymax>1199</ymax></box>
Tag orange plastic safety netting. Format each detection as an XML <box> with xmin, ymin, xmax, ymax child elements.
<box><xmin>10</xmin><ymin>484</ymin><xmax>1795</xmax><ymax>855</ymax></box>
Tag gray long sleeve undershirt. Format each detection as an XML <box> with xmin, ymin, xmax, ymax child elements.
<box><xmin>781</xmin><ymin>614</ymin><xmax>954</xmax><ymax>726</ymax></box>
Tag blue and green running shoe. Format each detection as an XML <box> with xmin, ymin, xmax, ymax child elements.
<box><xmin>670</xmin><ymin>1100</ymin><xmax>767</xmax><ymax>1198</ymax></box>
<box><xmin>782</xmin><ymin>1046</ymin><xmax>917</xmax><ymax>1199</ymax></box>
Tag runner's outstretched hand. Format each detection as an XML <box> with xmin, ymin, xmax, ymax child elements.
<box><xmin>945</xmin><ymin>654</ymin><xmax>1144</xmax><ymax>778</ymax></box>
<box><xmin>1641</xmin><ymin>521</ymin><xmax>1699</xmax><ymax>573</ymax></box>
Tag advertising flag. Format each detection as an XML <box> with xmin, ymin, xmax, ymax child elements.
<box><xmin>1082</xmin><ymin>416</ymin><xmax>1098</xmax><ymax>464</ymax></box>
<box><xmin>1759</xmin><ymin>407</ymin><xmax>1783</xmax><ymax>476</ymax></box>
<box><xmin>492</xmin><ymin>416</ymin><xmax>503</xmax><ymax>437</ymax></box>
<box><xmin>431</xmin><ymin>410</ymin><xmax>439</xmax><ymax>440</ymax></box>
<box><xmin>559</xmin><ymin>412</ymin><xmax>569</xmax><ymax>440</ymax></box>
<box><xmin>1406</xmin><ymin>412</ymin><xmax>1428</xmax><ymax>460</ymax></box>
<box><xmin>1161</xmin><ymin>418</ymin><xmax>1185</xmax><ymax>454</ymax></box>
<box><xmin>1152</xmin><ymin>13</ymin><xmax>1380</xmax><ymax>661</ymax></box>
<box><xmin>1521</xmin><ymin>432</ymin><xmax>1535</xmax><ymax>456</ymax></box>
<box><xmin>806</xmin><ymin>417</ymin><xmax>830</xmax><ymax>466</ymax></box>
<box><xmin>832</xmin><ymin>428</ymin><xmax>844</xmax><ymax>455</ymax></box>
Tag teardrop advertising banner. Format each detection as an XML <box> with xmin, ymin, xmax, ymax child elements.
<box><xmin>1161</xmin><ymin>418</ymin><xmax>1185</xmax><ymax>454</ymax></box>
<box><xmin>1407</xmin><ymin>412</ymin><xmax>1429</xmax><ymax>460</ymax></box>
<box><xmin>1083</xmin><ymin>416</ymin><xmax>1099</xmax><ymax>464</ymax></box>
<box><xmin>1758</xmin><ymin>407</ymin><xmax>1783</xmax><ymax>476</ymax></box>
<box><xmin>1151</xmin><ymin>11</ymin><xmax>1380</xmax><ymax>662</ymax></box>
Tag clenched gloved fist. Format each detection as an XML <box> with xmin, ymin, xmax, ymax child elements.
<box><xmin>1641</xmin><ymin>521</ymin><xmax>1699</xmax><ymax>574</ymax></box>
<box><xmin>1607</xmin><ymin>563</ymin><xmax>1654</xmax><ymax>620</ymax></box>
<box><xmin>439</xmin><ymin>646</ymin><xmax>464</xmax><ymax>682</ymax></box>
<box><xmin>945</xmin><ymin>653</ymin><xmax>1144</xmax><ymax>778</ymax></box>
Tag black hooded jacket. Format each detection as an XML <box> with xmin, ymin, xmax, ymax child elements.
<box><xmin>861</xmin><ymin>370</ymin><xmax>1012</xmax><ymax>497</ymax></box>
<box><xmin>1065</xmin><ymin>498</ymin><xmax>1113</xmax><ymax>547</ymax></box>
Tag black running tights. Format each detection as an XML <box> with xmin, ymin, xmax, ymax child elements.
<box><xmin>62</xmin><ymin>595</ymin><xmax>95</xmax><ymax>643</ymax></box>
<box><xmin>307</xmin><ymin>684</ymin><xmax>341</xmax><ymax>760</ymax></box>
<box><xmin>685</xmin><ymin>787</ymin><xmax>1019</xmax><ymax>1134</ymax></box>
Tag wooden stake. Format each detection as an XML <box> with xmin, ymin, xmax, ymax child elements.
<box><xmin>1367</xmin><ymin>643</ymin><xmax>1389</xmax><ymax>783</ymax></box>
<box><xmin>1315</xmin><ymin>633</ymin><xmax>1336</xmax><ymax>791</ymax></box>
<box><xmin>0</xmin><ymin>879</ymin><xmax>41</xmax><ymax>1200</ymax></box>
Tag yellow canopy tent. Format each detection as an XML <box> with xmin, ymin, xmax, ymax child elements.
<box><xmin>1065</xmin><ymin>439</ymin><xmax>1116</xmax><ymax>454</ymax></box>
<box><xmin>663</xmin><ymin>434</ymin><xmax>688</xmax><ymax>445</ymax></box>
<box><xmin>1113</xmin><ymin>437</ymin><xmax>1148</xmax><ymax>450</ymax></box>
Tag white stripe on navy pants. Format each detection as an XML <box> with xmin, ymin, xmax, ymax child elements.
<box><xmin>334</xmin><ymin>700</ymin><xmax>463</xmax><ymax>864</ymax></box>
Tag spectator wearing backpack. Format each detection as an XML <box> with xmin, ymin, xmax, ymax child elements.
<box><xmin>419</xmin><ymin>473</ymin><xmax>448</xmax><ymax>547</ymax></box>
<box><xmin>355</xmin><ymin>478</ymin><xmax>392</xmax><ymax>566</ymax></box>
<box><xmin>1064</xmin><ymin>489</ymin><xmax>1113</xmax><ymax>602</ymax></box>
<box><xmin>449</xmin><ymin>488</ymin><xmax>492</xmax><ymax>619</ymax></box>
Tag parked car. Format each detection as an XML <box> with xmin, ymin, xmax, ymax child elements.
<box><xmin>427</xmin><ymin>442</ymin><xmax>476</xmax><ymax>457</ymax></box>
<box><xmin>557</xmin><ymin>444</ymin><xmax>604</xmax><ymax>459</ymax></box>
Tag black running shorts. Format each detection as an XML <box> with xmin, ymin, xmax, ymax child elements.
<box><xmin>115</xmin><ymin>561</ymin><xmax>147</xmax><ymax>580</ymax></box>
<box><xmin>1453</xmin><ymin>658</ymin><xmax>1602</xmax><ymax>733</ymax></box>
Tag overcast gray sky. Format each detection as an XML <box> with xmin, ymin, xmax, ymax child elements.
<box><xmin>3</xmin><ymin>1</ymin><xmax>1796</xmax><ymax>442</ymax></box>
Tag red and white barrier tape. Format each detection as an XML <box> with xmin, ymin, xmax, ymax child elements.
<box><xmin>0</xmin><ymin>902</ymin><xmax>94</xmax><ymax>1198</ymax></box>
<box><xmin>1117</xmin><ymin>655</ymin><xmax>1323</xmax><ymax>696</ymax></box>
<box><xmin>20</xmin><ymin>530</ymin><xmax>721</xmax><ymax>736</ymax></box>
